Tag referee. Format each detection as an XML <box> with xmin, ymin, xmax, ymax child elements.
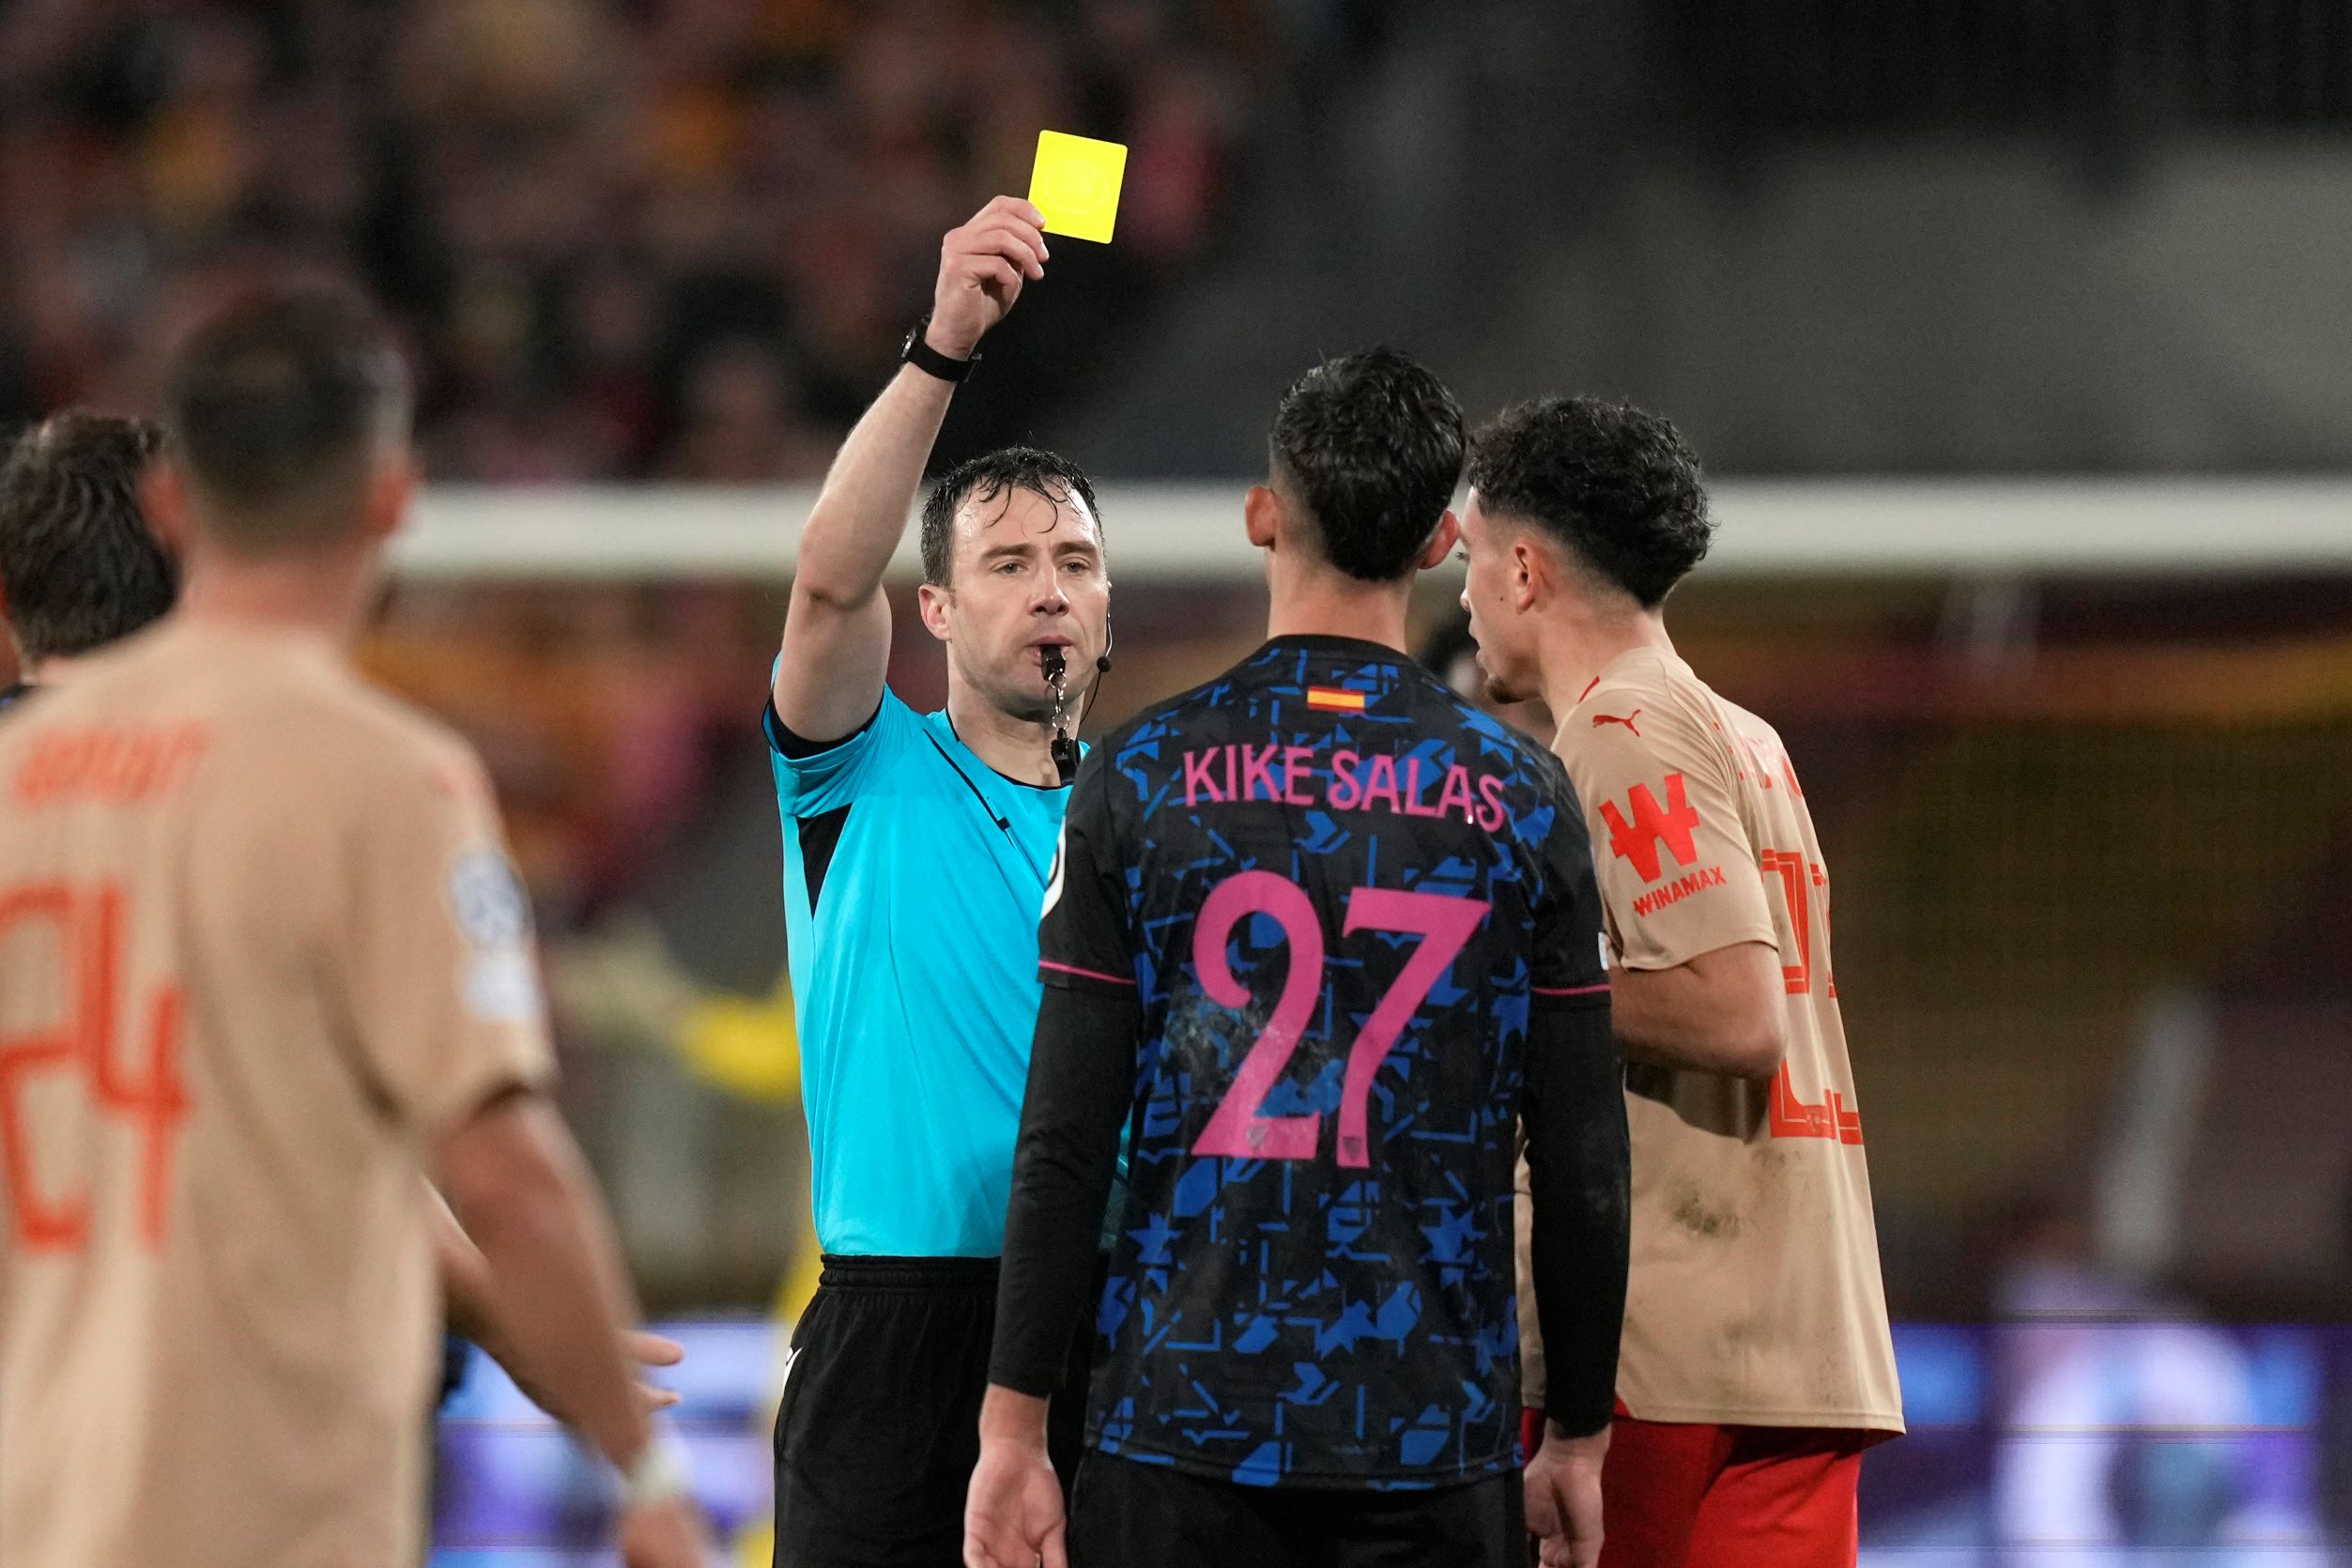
<box><xmin>764</xmin><ymin>196</ymin><xmax>1109</xmax><ymax>1565</ymax></box>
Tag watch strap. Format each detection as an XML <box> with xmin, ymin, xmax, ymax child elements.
<box><xmin>902</xmin><ymin>315</ymin><xmax>977</xmax><ymax>382</ymax></box>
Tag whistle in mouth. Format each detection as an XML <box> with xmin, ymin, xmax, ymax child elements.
<box><xmin>1040</xmin><ymin>646</ymin><xmax>1068</xmax><ymax>685</ymax></box>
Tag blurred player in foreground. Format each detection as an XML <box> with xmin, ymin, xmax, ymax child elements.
<box><xmin>764</xmin><ymin>195</ymin><xmax>1109</xmax><ymax>1565</ymax></box>
<box><xmin>0</xmin><ymin>412</ymin><xmax>177</xmax><ymax>710</ymax></box>
<box><xmin>0</xmin><ymin>407</ymin><xmax>688</xmax><ymax>1427</ymax></box>
<box><xmin>967</xmin><ymin>348</ymin><xmax>1630</xmax><ymax>1568</ymax></box>
<box><xmin>1457</xmin><ymin>397</ymin><xmax>1903</xmax><ymax>1568</ymax></box>
<box><xmin>0</xmin><ymin>285</ymin><xmax>704</xmax><ymax>1568</ymax></box>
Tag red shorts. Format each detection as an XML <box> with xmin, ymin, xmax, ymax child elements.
<box><xmin>1526</xmin><ymin>1406</ymin><xmax>1868</xmax><ymax>1568</ymax></box>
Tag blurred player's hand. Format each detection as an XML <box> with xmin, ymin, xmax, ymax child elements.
<box><xmin>962</xmin><ymin>1438</ymin><xmax>1067</xmax><ymax>1568</ymax></box>
<box><xmin>620</xmin><ymin>1492</ymin><xmax>709</xmax><ymax>1568</ymax></box>
<box><xmin>1525</xmin><ymin>1426</ymin><xmax>1607</xmax><ymax>1568</ymax></box>
<box><xmin>930</xmin><ymin>196</ymin><xmax>1050</xmax><ymax>360</ymax></box>
<box><xmin>626</xmin><ymin>1330</ymin><xmax>685</xmax><ymax>1412</ymax></box>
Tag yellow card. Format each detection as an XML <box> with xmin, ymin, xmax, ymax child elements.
<box><xmin>1028</xmin><ymin>131</ymin><xmax>1128</xmax><ymax>244</ymax></box>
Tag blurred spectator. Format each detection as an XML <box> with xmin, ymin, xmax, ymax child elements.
<box><xmin>661</xmin><ymin>337</ymin><xmax>833</xmax><ymax>481</ymax></box>
<box><xmin>0</xmin><ymin>0</ymin><xmax>1268</xmax><ymax>476</ymax></box>
<box><xmin>1417</xmin><ymin>607</ymin><xmax>1552</xmax><ymax>739</ymax></box>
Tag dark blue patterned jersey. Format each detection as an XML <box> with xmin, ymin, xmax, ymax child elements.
<box><xmin>1037</xmin><ymin>633</ymin><xmax>1609</xmax><ymax>1487</ymax></box>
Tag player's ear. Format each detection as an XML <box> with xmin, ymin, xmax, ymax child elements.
<box><xmin>1243</xmin><ymin>484</ymin><xmax>1280</xmax><ymax>551</ymax></box>
<box><xmin>915</xmin><ymin>580</ymin><xmax>953</xmax><ymax>643</ymax></box>
<box><xmin>1417</xmin><ymin>509</ymin><xmax>1461</xmax><ymax>572</ymax></box>
<box><xmin>1511</xmin><ymin>537</ymin><xmax>1544</xmax><ymax>612</ymax></box>
<box><xmin>361</xmin><ymin>453</ymin><xmax>420</xmax><ymax>543</ymax></box>
<box><xmin>140</xmin><ymin>461</ymin><xmax>194</xmax><ymax>559</ymax></box>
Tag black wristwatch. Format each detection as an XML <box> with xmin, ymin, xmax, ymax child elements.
<box><xmin>900</xmin><ymin>314</ymin><xmax>977</xmax><ymax>382</ymax></box>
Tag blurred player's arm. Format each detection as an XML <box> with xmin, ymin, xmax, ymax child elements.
<box><xmin>773</xmin><ymin>195</ymin><xmax>1050</xmax><ymax>742</ymax></box>
<box><xmin>349</xmin><ymin>749</ymin><xmax>706</xmax><ymax>1567</ymax></box>
<box><xmin>433</xmin><ymin>1094</ymin><xmax>706</xmax><ymax>1565</ymax></box>
<box><xmin>433</xmin><ymin>1096</ymin><xmax>664</xmax><ymax>1459</ymax></box>
<box><xmin>1558</xmin><ymin>696</ymin><xmax>1787</xmax><ymax>1081</ymax></box>
<box><xmin>430</xmin><ymin>1184</ymin><xmax>683</xmax><ymax>1416</ymax></box>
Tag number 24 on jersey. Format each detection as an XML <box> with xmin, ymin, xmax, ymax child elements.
<box><xmin>0</xmin><ymin>882</ymin><xmax>188</xmax><ymax>1253</ymax></box>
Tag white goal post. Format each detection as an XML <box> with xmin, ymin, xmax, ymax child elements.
<box><xmin>392</xmin><ymin>480</ymin><xmax>2352</xmax><ymax>582</ymax></box>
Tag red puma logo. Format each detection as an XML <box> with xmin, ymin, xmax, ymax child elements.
<box><xmin>1591</xmin><ymin>710</ymin><xmax>1642</xmax><ymax>737</ymax></box>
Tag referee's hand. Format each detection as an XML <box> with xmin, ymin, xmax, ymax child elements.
<box><xmin>930</xmin><ymin>195</ymin><xmax>1050</xmax><ymax>361</ymax></box>
<box><xmin>963</xmin><ymin>1435</ymin><xmax>1068</xmax><ymax>1568</ymax></box>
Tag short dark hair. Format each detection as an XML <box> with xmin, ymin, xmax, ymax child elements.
<box><xmin>1466</xmin><ymin>396</ymin><xmax>1712</xmax><ymax>608</ymax></box>
<box><xmin>1268</xmin><ymin>346</ymin><xmax>1464</xmax><ymax>583</ymax></box>
<box><xmin>919</xmin><ymin>445</ymin><xmax>1101</xmax><ymax>587</ymax></box>
<box><xmin>0</xmin><ymin>412</ymin><xmax>177</xmax><ymax>664</ymax></box>
<box><xmin>165</xmin><ymin>283</ymin><xmax>411</xmax><ymax>552</ymax></box>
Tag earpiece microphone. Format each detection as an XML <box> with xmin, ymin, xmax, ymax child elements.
<box><xmin>1096</xmin><ymin>623</ymin><xmax>1114</xmax><ymax>673</ymax></box>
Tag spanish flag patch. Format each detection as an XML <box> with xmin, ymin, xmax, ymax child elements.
<box><xmin>1306</xmin><ymin>686</ymin><xmax>1367</xmax><ymax>713</ymax></box>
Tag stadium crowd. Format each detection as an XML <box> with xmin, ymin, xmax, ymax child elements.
<box><xmin>0</xmin><ymin>0</ymin><xmax>1263</xmax><ymax>482</ymax></box>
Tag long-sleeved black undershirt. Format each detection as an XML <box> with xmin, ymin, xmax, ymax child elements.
<box><xmin>988</xmin><ymin>983</ymin><xmax>1631</xmax><ymax>1440</ymax></box>
<box><xmin>1522</xmin><ymin>1000</ymin><xmax>1630</xmax><ymax>1437</ymax></box>
<box><xmin>990</xmin><ymin>984</ymin><xmax>1139</xmax><ymax>1403</ymax></box>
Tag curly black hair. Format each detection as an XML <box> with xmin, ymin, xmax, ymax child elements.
<box><xmin>919</xmin><ymin>444</ymin><xmax>1101</xmax><ymax>587</ymax></box>
<box><xmin>1466</xmin><ymin>396</ymin><xmax>1712</xmax><ymax>608</ymax></box>
<box><xmin>1268</xmin><ymin>346</ymin><xmax>1464</xmax><ymax>583</ymax></box>
<box><xmin>0</xmin><ymin>412</ymin><xmax>177</xmax><ymax>664</ymax></box>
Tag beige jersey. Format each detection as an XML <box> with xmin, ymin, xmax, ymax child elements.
<box><xmin>1549</xmin><ymin>645</ymin><xmax>1901</xmax><ymax>1433</ymax></box>
<box><xmin>0</xmin><ymin>619</ymin><xmax>553</xmax><ymax>1567</ymax></box>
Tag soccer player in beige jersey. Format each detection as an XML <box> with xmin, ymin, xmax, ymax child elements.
<box><xmin>1457</xmin><ymin>397</ymin><xmax>1901</xmax><ymax>1568</ymax></box>
<box><xmin>0</xmin><ymin>286</ymin><xmax>704</xmax><ymax>1568</ymax></box>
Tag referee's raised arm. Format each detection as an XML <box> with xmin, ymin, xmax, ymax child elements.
<box><xmin>773</xmin><ymin>195</ymin><xmax>1050</xmax><ymax>740</ymax></box>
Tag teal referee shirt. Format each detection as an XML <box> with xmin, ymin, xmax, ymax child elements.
<box><xmin>766</xmin><ymin>687</ymin><xmax>1073</xmax><ymax>1257</ymax></box>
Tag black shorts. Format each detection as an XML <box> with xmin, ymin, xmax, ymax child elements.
<box><xmin>1069</xmin><ymin>1451</ymin><xmax>1527</xmax><ymax>1568</ymax></box>
<box><xmin>772</xmin><ymin>1255</ymin><xmax>1090</xmax><ymax>1568</ymax></box>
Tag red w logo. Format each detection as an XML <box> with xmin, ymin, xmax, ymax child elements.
<box><xmin>1598</xmin><ymin>774</ymin><xmax>1702</xmax><ymax>884</ymax></box>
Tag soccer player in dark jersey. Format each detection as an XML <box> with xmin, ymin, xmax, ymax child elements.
<box><xmin>965</xmin><ymin>348</ymin><xmax>1631</xmax><ymax>1568</ymax></box>
<box><xmin>0</xmin><ymin>412</ymin><xmax>177</xmax><ymax>710</ymax></box>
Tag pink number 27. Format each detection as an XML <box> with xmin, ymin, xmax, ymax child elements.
<box><xmin>1189</xmin><ymin>870</ymin><xmax>1488</xmax><ymax>1168</ymax></box>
